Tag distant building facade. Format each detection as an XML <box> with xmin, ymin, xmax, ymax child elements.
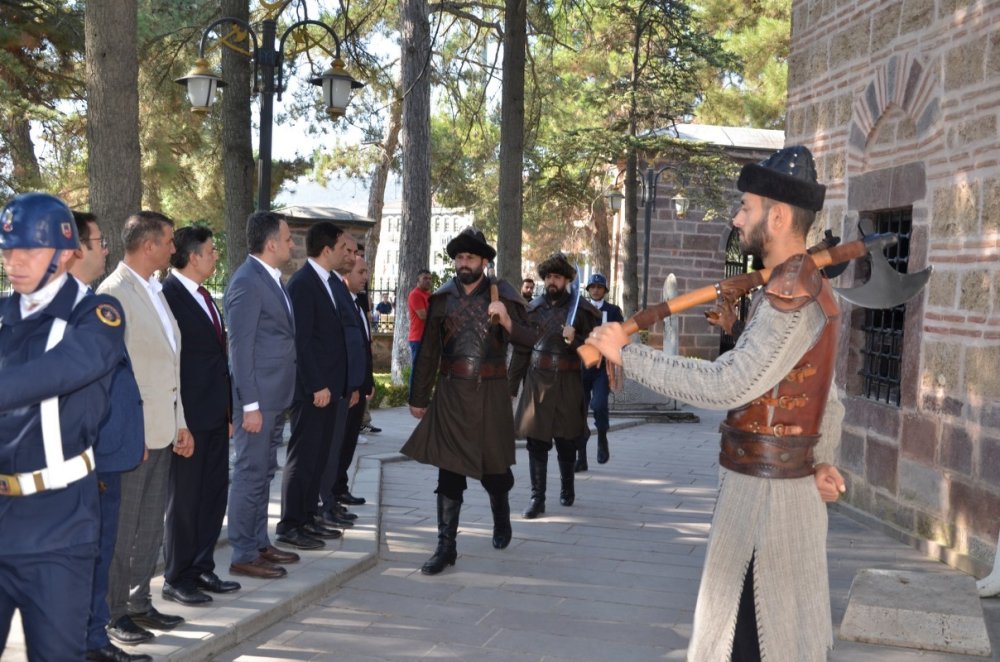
<box><xmin>372</xmin><ymin>206</ymin><xmax>475</xmax><ymax>293</ymax></box>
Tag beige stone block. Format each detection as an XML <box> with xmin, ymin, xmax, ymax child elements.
<box><xmin>931</xmin><ymin>182</ymin><xmax>980</xmax><ymax>237</ymax></box>
<box><xmin>837</xmin><ymin>93</ymin><xmax>854</xmax><ymax>124</ymax></box>
<box><xmin>809</xmin><ymin>41</ymin><xmax>830</xmax><ymax>81</ymax></box>
<box><xmin>983</xmin><ymin>175</ymin><xmax>1000</xmax><ymax>235</ymax></box>
<box><xmin>897</xmin><ymin>116</ymin><xmax>916</xmax><ymax>142</ymax></box>
<box><xmin>988</xmin><ymin>28</ymin><xmax>1000</xmax><ymax>78</ymax></box>
<box><xmin>830</xmin><ymin>24</ymin><xmax>869</xmax><ymax>68</ymax></box>
<box><xmin>950</xmin><ymin>115</ymin><xmax>997</xmax><ymax>150</ymax></box>
<box><xmin>901</xmin><ymin>0</ymin><xmax>934</xmax><ymax>33</ymax></box>
<box><xmin>959</xmin><ymin>270</ymin><xmax>991</xmax><ymax>312</ymax></box>
<box><xmin>945</xmin><ymin>41</ymin><xmax>986</xmax><ymax>91</ymax></box>
<box><xmin>924</xmin><ymin>341</ymin><xmax>962</xmax><ymax>394</ymax></box>
<box><xmin>967</xmin><ymin>345</ymin><xmax>1000</xmax><ymax>399</ymax></box>
<box><xmin>874</xmin><ymin>118</ymin><xmax>897</xmax><ymax>145</ymax></box>
<box><xmin>872</xmin><ymin>2</ymin><xmax>902</xmax><ymax>47</ymax></box>
<box><xmin>927</xmin><ymin>270</ymin><xmax>957</xmax><ymax>308</ymax></box>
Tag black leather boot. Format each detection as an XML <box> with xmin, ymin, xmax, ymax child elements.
<box><xmin>522</xmin><ymin>453</ymin><xmax>546</xmax><ymax>519</ymax></box>
<box><xmin>421</xmin><ymin>493</ymin><xmax>462</xmax><ymax>575</ymax></box>
<box><xmin>558</xmin><ymin>460</ymin><xmax>575</xmax><ymax>506</ymax></box>
<box><xmin>575</xmin><ymin>438</ymin><xmax>588</xmax><ymax>473</ymax></box>
<box><xmin>489</xmin><ymin>492</ymin><xmax>512</xmax><ymax>549</ymax></box>
<box><xmin>596</xmin><ymin>429</ymin><xmax>610</xmax><ymax>464</ymax></box>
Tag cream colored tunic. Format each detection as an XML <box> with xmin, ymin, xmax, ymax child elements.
<box><xmin>621</xmin><ymin>295</ymin><xmax>844</xmax><ymax>661</ymax></box>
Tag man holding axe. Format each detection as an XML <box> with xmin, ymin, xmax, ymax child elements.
<box><xmin>402</xmin><ymin>227</ymin><xmax>535</xmax><ymax>575</ymax></box>
<box><xmin>588</xmin><ymin>145</ymin><xmax>856</xmax><ymax>661</ymax></box>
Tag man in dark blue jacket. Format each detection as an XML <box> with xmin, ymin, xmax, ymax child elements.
<box><xmin>0</xmin><ymin>193</ymin><xmax>125</xmax><ymax>660</ymax></box>
<box><xmin>577</xmin><ymin>274</ymin><xmax>624</xmax><ymax>470</ymax></box>
<box><xmin>70</xmin><ymin>212</ymin><xmax>149</xmax><ymax>662</ymax></box>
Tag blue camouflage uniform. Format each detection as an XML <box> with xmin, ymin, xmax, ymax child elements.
<box><xmin>0</xmin><ymin>276</ymin><xmax>125</xmax><ymax>660</ymax></box>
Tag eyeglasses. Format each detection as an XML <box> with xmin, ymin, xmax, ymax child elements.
<box><xmin>86</xmin><ymin>237</ymin><xmax>109</xmax><ymax>249</ymax></box>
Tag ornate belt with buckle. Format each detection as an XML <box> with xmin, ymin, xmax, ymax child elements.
<box><xmin>0</xmin><ymin>447</ymin><xmax>95</xmax><ymax>497</ymax></box>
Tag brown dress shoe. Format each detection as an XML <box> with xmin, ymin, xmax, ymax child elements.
<box><xmin>259</xmin><ymin>544</ymin><xmax>300</xmax><ymax>564</ymax></box>
<box><xmin>230</xmin><ymin>557</ymin><xmax>287</xmax><ymax>579</ymax></box>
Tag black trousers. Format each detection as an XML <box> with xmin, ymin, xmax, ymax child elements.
<box><xmin>333</xmin><ymin>398</ymin><xmax>365</xmax><ymax>496</ymax></box>
<box><xmin>164</xmin><ymin>424</ymin><xmax>230</xmax><ymax>587</ymax></box>
<box><xmin>437</xmin><ymin>468</ymin><xmax>514</xmax><ymax>501</ymax></box>
<box><xmin>526</xmin><ymin>437</ymin><xmax>577</xmax><ymax>464</ymax></box>
<box><xmin>278</xmin><ymin>398</ymin><xmax>338</xmax><ymax>533</ymax></box>
<box><xmin>731</xmin><ymin>555</ymin><xmax>762</xmax><ymax>662</ymax></box>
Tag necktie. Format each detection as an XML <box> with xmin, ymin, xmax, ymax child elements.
<box><xmin>197</xmin><ymin>285</ymin><xmax>224</xmax><ymax>344</ymax></box>
<box><xmin>327</xmin><ymin>274</ymin><xmax>340</xmax><ymax>308</ymax></box>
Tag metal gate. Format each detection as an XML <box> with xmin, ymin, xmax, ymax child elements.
<box><xmin>718</xmin><ymin>228</ymin><xmax>750</xmax><ymax>354</ymax></box>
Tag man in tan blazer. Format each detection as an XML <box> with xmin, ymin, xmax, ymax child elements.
<box><xmin>98</xmin><ymin>211</ymin><xmax>194</xmax><ymax>647</ymax></box>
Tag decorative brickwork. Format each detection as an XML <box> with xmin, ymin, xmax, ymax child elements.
<box><xmin>790</xmin><ymin>0</ymin><xmax>1000</xmax><ymax>574</ymax></box>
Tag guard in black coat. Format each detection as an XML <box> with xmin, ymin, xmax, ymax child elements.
<box><xmin>0</xmin><ymin>193</ymin><xmax>125</xmax><ymax>660</ymax></box>
<box><xmin>162</xmin><ymin>226</ymin><xmax>240</xmax><ymax>605</ymax></box>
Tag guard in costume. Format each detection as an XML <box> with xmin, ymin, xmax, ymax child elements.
<box><xmin>401</xmin><ymin>227</ymin><xmax>536</xmax><ymax>575</ymax></box>
<box><xmin>509</xmin><ymin>253</ymin><xmax>600</xmax><ymax>518</ymax></box>
<box><xmin>586</xmin><ymin>146</ymin><xmax>847</xmax><ymax>661</ymax></box>
<box><xmin>0</xmin><ymin>193</ymin><xmax>125</xmax><ymax>660</ymax></box>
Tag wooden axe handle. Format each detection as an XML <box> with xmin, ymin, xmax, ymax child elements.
<box><xmin>490</xmin><ymin>283</ymin><xmax>500</xmax><ymax>324</ymax></box>
<box><xmin>577</xmin><ymin>237</ymin><xmax>873</xmax><ymax>368</ymax></box>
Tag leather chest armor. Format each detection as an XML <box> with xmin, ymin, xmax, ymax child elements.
<box><xmin>529</xmin><ymin>293</ymin><xmax>580</xmax><ymax>372</ymax></box>
<box><xmin>440</xmin><ymin>281</ymin><xmax>507</xmax><ymax>380</ymax></box>
<box><xmin>720</xmin><ymin>254</ymin><xmax>840</xmax><ymax>479</ymax></box>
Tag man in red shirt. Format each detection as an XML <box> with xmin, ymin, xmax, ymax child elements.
<box><xmin>407</xmin><ymin>269</ymin><xmax>433</xmax><ymax>367</ymax></box>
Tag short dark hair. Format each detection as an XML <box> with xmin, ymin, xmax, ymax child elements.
<box><xmin>170</xmin><ymin>225</ymin><xmax>214</xmax><ymax>269</ymax></box>
<box><xmin>122</xmin><ymin>211</ymin><xmax>174</xmax><ymax>254</ymax></box>
<box><xmin>521</xmin><ymin>277</ymin><xmax>534</xmax><ymax>285</ymax></box>
<box><xmin>247</xmin><ymin>211</ymin><xmax>283</xmax><ymax>255</ymax></box>
<box><xmin>72</xmin><ymin>211</ymin><xmax>97</xmax><ymax>243</ymax></box>
<box><xmin>416</xmin><ymin>269</ymin><xmax>431</xmax><ymax>278</ymax></box>
<box><xmin>790</xmin><ymin>205</ymin><xmax>816</xmax><ymax>238</ymax></box>
<box><xmin>305</xmin><ymin>221</ymin><xmax>343</xmax><ymax>258</ymax></box>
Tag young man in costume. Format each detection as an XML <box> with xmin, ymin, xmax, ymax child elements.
<box><xmin>586</xmin><ymin>145</ymin><xmax>847</xmax><ymax>662</ymax></box>
<box><xmin>402</xmin><ymin>227</ymin><xmax>535</xmax><ymax>575</ymax></box>
<box><xmin>509</xmin><ymin>253</ymin><xmax>600</xmax><ymax>517</ymax></box>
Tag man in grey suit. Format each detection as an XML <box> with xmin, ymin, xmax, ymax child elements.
<box><xmin>225</xmin><ymin>211</ymin><xmax>299</xmax><ymax>579</ymax></box>
<box><xmin>98</xmin><ymin>211</ymin><xmax>194</xmax><ymax>646</ymax></box>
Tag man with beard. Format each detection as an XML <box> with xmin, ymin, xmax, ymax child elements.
<box><xmin>585</xmin><ymin>145</ymin><xmax>846</xmax><ymax>662</ymax></box>
<box><xmin>510</xmin><ymin>253</ymin><xmax>600</xmax><ymax>518</ymax></box>
<box><xmin>401</xmin><ymin>227</ymin><xmax>535</xmax><ymax>575</ymax></box>
<box><xmin>520</xmin><ymin>277</ymin><xmax>535</xmax><ymax>301</ymax></box>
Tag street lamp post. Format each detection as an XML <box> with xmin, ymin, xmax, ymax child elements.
<box><xmin>175</xmin><ymin>10</ymin><xmax>363</xmax><ymax>211</ymax></box>
<box><xmin>639</xmin><ymin>164</ymin><xmax>689</xmax><ymax>309</ymax></box>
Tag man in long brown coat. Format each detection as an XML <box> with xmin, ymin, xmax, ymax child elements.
<box><xmin>401</xmin><ymin>227</ymin><xmax>535</xmax><ymax>575</ymax></box>
<box><xmin>510</xmin><ymin>253</ymin><xmax>600</xmax><ymax>518</ymax></box>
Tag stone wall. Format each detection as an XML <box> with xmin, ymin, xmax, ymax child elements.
<box><xmin>789</xmin><ymin>0</ymin><xmax>1000</xmax><ymax>573</ymax></box>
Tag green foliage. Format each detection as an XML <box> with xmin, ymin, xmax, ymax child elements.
<box><xmin>371</xmin><ymin>372</ymin><xmax>410</xmax><ymax>408</ymax></box>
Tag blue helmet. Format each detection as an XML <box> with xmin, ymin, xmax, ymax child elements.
<box><xmin>0</xmin><ymin>193</ymin><xmax>79</xmax><ymax>250</ymax></box>
<box><xmin>586</xmin><ymin>273</ymin><xmax>608</xmax><ymax>289</ymax></box>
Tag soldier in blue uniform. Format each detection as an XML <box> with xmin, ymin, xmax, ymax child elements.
<box><xmin>0</xmin><ymin>193</ymin><xmax>125</xmax><ymax>660</ymax></box>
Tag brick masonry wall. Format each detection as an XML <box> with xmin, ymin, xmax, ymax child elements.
<box><xmin>789</xmin><ymin>0</ymin><xmax>1000</xmax><ymax>573</ymax></box>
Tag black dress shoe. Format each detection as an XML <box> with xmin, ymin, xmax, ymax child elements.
<box><xmin>336</xmin><ymin>491</ymin><xmax>366</xmax><ymax>506</ymax></box>
<box><xmin>86</xmin><ymin>643</ymin><xmax>153</xmax><ymax>661</ymax></box>
<box><xmin>129</xmin><ymin>606</ymin><xmax>184</xmax><ymax>631</ymax></box>
<box><xmin>303</xmin><ymin>520</ymin><xmax>343</xmax><ymax>539</ymax></box>
<box><xmin>162</xmin><ymin>582</ymin><xmax>212</xmax><ymax>605</ymax></box>
<box><xmin>320</xmin><ymin>511</ymin><xmax>355</xmax><ymax>528</ymax></box>
<box><xmin>276</xmin><ymin>528</ymin><xmax>325</xmax><ymax>550</ymax></box>
<box><xmin>334</xmin><ymin>504</ymin><xmax>359</xmax><ymax>520</ymax></box>
<box><xmin>106</xmin><ymin>615</ymin><xmax>154</xmax><ymax>645</ymax></box>
<box><xmin>195</xmin><ymin>571</ymin><xmax>241</xmax><ymax>594</ymax></box>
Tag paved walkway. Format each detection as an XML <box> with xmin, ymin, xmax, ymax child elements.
<box><xmin>6</xmin><ymin>406</ymin><xmax>1000</xmax><ymax>660</ymax></box>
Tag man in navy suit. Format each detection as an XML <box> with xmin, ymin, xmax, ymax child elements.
<box><xmin>276</xmin><ymin>222</ymin><xmax>356</xmax><ymax>549</ymax></box>
<box><xmin>577</xmin><ymin>273</ymin><xmax>625</xmax><ymax>470</ymax></box>
<box><xmin>225</xmin><ymin>212</ymin><xmax>299</xmax><ymax>578</ymax></box>
<box><xmin>162</xmin><ymin>226</ymin><xmax>241</xmax><ymax>603</ymax></box>
<box><xmin>318</xmin><ymin>232</ymin><xmax>366</xmax><ymax>525</ymax></box>
<box><xmin>70</xmin><ymin>212</ymin><xmax>149</xmax><ymax>662</ymax></box>
<box><xmin>330</xmin><ymin>255</ymin><xmax>375</xmax><ymax>512</ymax></box>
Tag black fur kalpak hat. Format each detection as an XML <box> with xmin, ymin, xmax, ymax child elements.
<box><xmin>537</xmin><ymin>252</ymin><xmax>576</xmax><ymax>279</ymax></box>
<box><xmin>446</xmin><ymin>226</ymin><xmax>496</xmax><ymax>260</ymax></box>
<box><xmin>737</xmin><ymin>145</ymin><xmax>826</xmax><ymax>212</ymax></box>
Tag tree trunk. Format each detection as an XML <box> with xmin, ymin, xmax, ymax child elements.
<box><xmin>621</xmin><ymin>17</ymin><xmax>642</xmax><ymax>317</ymax></box>
<box><xmin>496</xmin><ymin>0</ymin><xmax>526</xmax><ymax>285</ymax></box>
<box><xmin>85</xmin><ymin>0</ymin><xmax>141</xmax><ymax>268</ymax></box>
<box><xmin>364</xmin><ymin>91</ymin><xmax>403</xmax><ymax>276</ymax></box>
<box><xmin>393</xmin><ymin>0</ymin><xmax>432</xmax><ymax>385</ymax></box>
<box><xmin>591</xmin><ymin>199</ymin><xmax>611</xmax><ymax>282</ymax></box>
<box><xmin>1</xmin><ymin>115</ymin><xmax>43</xmax><ymax>191</ymax></box>
<box><xmin>220</xmin><ymin>0</ymin><xmax>254</xmax><ymax>276</ymax></box>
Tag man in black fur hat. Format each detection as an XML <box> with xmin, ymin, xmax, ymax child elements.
<box><xmin>509</xmin><ymin>253</ymin><xmax>600</xmax><ymax>518</ymax></box>
<box><xmin>586</xmin><ymin>145</ymin><xmax>846</xmax><ymax>661</ymax></box>
<box><xmin>401</xmin><ymin>227</ymin><xmax>536</xmax><ymax>575</ymax></box>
